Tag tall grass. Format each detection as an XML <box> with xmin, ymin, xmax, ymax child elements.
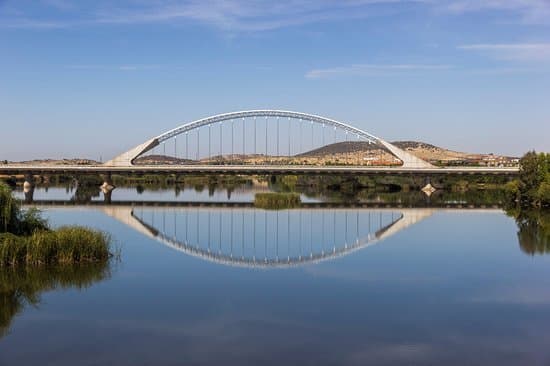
<box><xmin>0</xmin><ymin>182</ymin><xmax>112</xmax><ymax>266</ymax></box>
<box><xmin>0</xmin><ymin>183</ymin><xmax>48</xmax><ymax>235</ymax></box>
<box><xmin>0</xmin><ymin>228</ymin><xmax>111</xmax><ymax>267</ymax></box>
<box><xmin>254</xmin><ymin>192</ymin><xmax>301</xmax><ymax>209</ymax></box>
<box><xmin>0</xmin><ymin>183</ymin><xmax>19</xmax><ymax>233</ymax></box>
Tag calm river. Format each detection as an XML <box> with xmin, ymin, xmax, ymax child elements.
<box><xmin>2</xmin><ymin>185</ymin><xmax>550</xmax><ymax>365</ymax></box>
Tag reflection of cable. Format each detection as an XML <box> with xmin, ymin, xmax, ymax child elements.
<box><xmin>129</xmin><ymin>208</ymin><xmax>412</xmax><ymax>268</ymax></box>
<box><xmin>356</xmin><ymin>211</ymin><xmax>359</xmax><ymax>244</ymax></box>
<box><xmin>299</xmin><ymin>210</ymin><xmax>302</xmax><ymax>258</ymax></box>
<box><xmin>322</xmin><ymin>211</ymin><xmax>325</xmax><ymax>254</ymax></box>
<box><xmin>276</xmin><ymin>211</ymin><xmax>279</xmax><ymax>260</ymax></box>
<box><xmin>310</xmin><ymin>210</ymin><xmax>313</xmax><ymax>256</ymax></box>
<box><xmin>287</xmin><ymin>211</ymin><xmax>290</xmax><ymax>259</ymax></box>
<box><xmin>333</xmin><ymin>211</ymin><xmax>336</xmax><ymax>252</ymax></box>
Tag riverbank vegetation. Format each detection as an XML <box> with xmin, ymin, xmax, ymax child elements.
<box><xmin>0</xmin><ymin>183</ymin><xmax>112</xmax><ymax>266</ymax></box>
<box><xmin>2</xmin><ymin>172</ymin><xmax>515</xmax><ymax>207</ymax></box>
<box><xmin>503</xmin><ymin>152</ymin><xmax>549</xmax><ymax>255</ymax></box>
<box><xmin>254</xmin><ymin>192</ymin><xmax>301</xmax><ymax>209</ymax></box>
<box><xmin>506</xmin><ymin>152</ymin><xmax>549</xmax><ymax>208</ymax></box>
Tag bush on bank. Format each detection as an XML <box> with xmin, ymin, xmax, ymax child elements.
<box><xmin>0</xmin><ymin>182</ymin><xmax>112</xmax><ymax>266</ymax></box>
<box><xmin>507</xmin><ymin>152</ymin><xmax>550</xmax><ymax>208</ymax></box>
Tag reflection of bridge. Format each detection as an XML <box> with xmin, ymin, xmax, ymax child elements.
<box><xmin>101</xmin><ymin>206</ymin><xmax>435</xmax><ymax>268</ymax></box>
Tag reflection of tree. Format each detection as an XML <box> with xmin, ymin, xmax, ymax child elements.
<box><xmin>0</xmin><ymin>263</ymin><xmax>111</xmax><ymax>337</ymax></box>
<box><xmin>509</xmin><ymin>209</ymin><xmax>550</xmax><ymax>255</ymax></box>
<box><xmin>71</xmin><ymin>185</ymin><xmax>101</xmax><ymax>203</ymax></box>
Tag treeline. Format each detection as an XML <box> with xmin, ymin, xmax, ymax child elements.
<box><xmin>507</xmin><ymin>152</ymin><xmax>550</xmax><ymax>208</ymax></box>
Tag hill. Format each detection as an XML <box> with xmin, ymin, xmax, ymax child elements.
<box><xmin>3</xmin><ymin>141</ymin><xmax>518</xmax><ymax>168</ymax></box>
<box><xmin>391</xmin><ymin>141</ymin><xmax>518</xmax><ymax>166</ymax></box>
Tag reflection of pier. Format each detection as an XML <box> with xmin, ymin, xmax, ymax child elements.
<box><xmin>101</xmin><ymin>206</ymin><xmax>435</xmax><ymax>268</ymax></box>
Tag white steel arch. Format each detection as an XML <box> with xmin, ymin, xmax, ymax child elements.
<box><xmin>105</xmin><ymin>110</ymin><xmax>433</xmax><ymax>168</ymax></box>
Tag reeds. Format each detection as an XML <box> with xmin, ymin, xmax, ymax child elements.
<box><xmin>1</xmin><ymin>182</ymin><xmax>112</xmax><ymax>266</ymax></box>
<box><xmin>0</xmin><ymin>183</ymin><xmax>19</xmax><ymax>233</ymax></box>
<box><xmin>254</xmin><ymin>192</ymin><xmax>301</xmax><ymax>209</ymax></box>
<box><xmin>0</xmin><ymin>183</ymin><xmax>48</xmax><ymax>235</ymax></box>
<box><xmin>0</xmin><ymin>227</ymin><xmax>111</xmax><ymax>267</ymax></box>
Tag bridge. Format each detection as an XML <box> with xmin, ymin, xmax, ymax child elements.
<box><xmin>1</xmin><ymin>110</ymin><xmax>518</xmax><ymax>193</ymax></box>
<box><xmin>105</xmin><ymin>110</ymin><xmax>433</xmax><ymax>169</ymax></box>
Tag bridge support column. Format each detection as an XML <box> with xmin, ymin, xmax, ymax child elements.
<box><xmin>23</xmin><ymin>174</ymin><xmax>35</xmax><ymax>203</ymax></box>
<box><xmin>100</xmin><ymin>173</ymin><xmax>115</xmax><ymax>198</ymax></box>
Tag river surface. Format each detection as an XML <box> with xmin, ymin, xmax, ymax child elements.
<box><xmin>2</xmin><ymin>190</ymin><xmax>550</xmax><ymax>365</ymax></box>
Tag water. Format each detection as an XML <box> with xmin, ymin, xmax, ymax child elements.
<box><xmin>2</xmin><ymin>198</ymin><xmax>550</xmax><ymax>364</ymax></box>
<box><xmin>12</xmin><ymin>184</ymin><xmax>323</xmax><ymax>203</ymax></box>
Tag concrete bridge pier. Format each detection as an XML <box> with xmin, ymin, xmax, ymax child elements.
<box><xmin>23</xmin><ymin>174</ymin><xmax>35</xmax><ymax>203</ymax></box>
<box><xmin>100</xmin><ymin>173</ymin><xmax>115</xmax><ymax>191</ymax></box>
<box><xmin>100</xmin><ymin>173</ymin><xmax>115</xmax><ymax>203</ymax></box>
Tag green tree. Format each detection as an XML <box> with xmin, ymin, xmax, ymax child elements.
<box><xmin>514</xmin><ymin>151</ymin><xmax>550</xmax><ymax>207</ymax></box>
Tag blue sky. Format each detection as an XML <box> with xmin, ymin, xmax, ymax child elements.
<box><xmin>1</xmin><ymin>0</ymin><xmax>549</xmax><ymax>160</ymax></box>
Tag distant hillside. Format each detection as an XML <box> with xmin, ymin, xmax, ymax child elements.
<box><xmin>392</xmin><ymin>141</ymin><xmax>441</xmax><ymax>151</ymax></box>
<box><xmin>134</xmin><ymin>155</ymin><xmax>194</xmax><ymax>165</ymax></box>
<box><xmin>121</xmin><ymin>140</ymin><xmax>519</xmax><ymax>167</ymax></box>
<box><xmin>391</xmin><ymin>140</ymin><xmax>465</xmax><ymax>162</ymax></box>
<box><xmin>392</xmin><ymin>141</ymin><xmax>518</xmax><ymax>166</ymax></box>
<box><xmin>5</xmin><ymin>158</ymin><xmax>100</xmax><ymax>166</ymax></box>
<box><xmin>297</xmin><ymin>141</ymin><xmax>383</xmax><ymax>157</ymax></box>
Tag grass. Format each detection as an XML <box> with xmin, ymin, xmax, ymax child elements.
<box><xmin>0</xmin><ymin>228</ymin><xmax>111</xmax><ymax>267</ymax></box>
<box><xmin>0</xmin><ymin>182</ymin><xmax>112</xmax><ymax>266</ymax></box>
<box><xmin>254</xmin><ymin>192</ymin><xmax>301</xmax><ymax>209</ymax></box>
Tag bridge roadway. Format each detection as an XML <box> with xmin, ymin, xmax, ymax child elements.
<box><xmin>0</xmin><ymin>164</ymin><xmax>519</xmax><ymax>176</ymax></box>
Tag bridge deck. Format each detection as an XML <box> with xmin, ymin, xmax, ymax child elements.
<box><xmin>0</xmin><ymin>165</ymin><xmax>519</xmax><ymax>175</ymax></box>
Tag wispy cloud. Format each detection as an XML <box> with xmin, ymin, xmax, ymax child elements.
<box><xmin>65</xmin><ymin>64</ymin><xmax>162</xmax><ymax>71</ymax></box>
<box><xmin>305</xmin><ymin>63</ymin><xmax>452</xmax><ymax>79</ymax></box>
<box><xmin>2</xmin><ymin>0</ymin><xmax>549</xmax><ymax>31</ymax></box>
<box><xmin>458</xmin><ymin>43</ymin><xmax>550</xmax><ymax>61</ymax></box>
<box><xmin>442</xmin><ymin>0</ymin><xmax>550</xmax><ymax>25</ymax></box>
<box><xmin>0</xmin><ymin>0</ymin><xmax>430</xmax><ymax>31</ymax></box>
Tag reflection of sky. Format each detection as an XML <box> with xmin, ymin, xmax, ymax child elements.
<box><xmin>2</xmin><ymin>210</ymin><xmax>550</xmax><ymax>365</ymax></box>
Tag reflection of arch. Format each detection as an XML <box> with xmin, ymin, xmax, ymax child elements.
<box><xmin>105</xmin><ymin>110</ymin><xmax>433</xmax><ymax>168</ymax></box>
<box><xmin>101</xmin><ymin>206</ymin><xmax>434</xmax><ymax>269</ymax></box>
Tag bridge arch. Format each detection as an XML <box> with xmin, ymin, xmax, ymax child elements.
<box><xmin>106</xmin><ymin>110</ymin><xmax>432</xmax><ymax>168</ymax></box>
